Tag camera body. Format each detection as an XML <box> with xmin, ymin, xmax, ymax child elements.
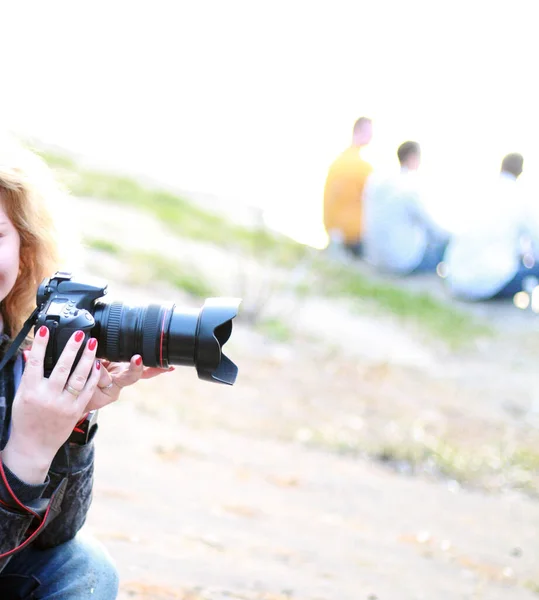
<box><xmin>33</xmin><ymin>272</ymin><xmax>240</xmax><ymax>385</ymax></box>
<box><xmin>35</xmin><ymin>272</ymin><xmax>106</xmax><ymax>376</ymax></box>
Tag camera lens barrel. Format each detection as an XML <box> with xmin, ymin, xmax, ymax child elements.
<box><xmin>92</xmin><ymin>298</ymin><xmax>240</xmax><ymax>384</ymax></box>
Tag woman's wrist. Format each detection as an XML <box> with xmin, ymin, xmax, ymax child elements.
<box><xmin>1</xmin><ymin>438</ymin><xmax>53</xmax><ymax>485</ymax></box>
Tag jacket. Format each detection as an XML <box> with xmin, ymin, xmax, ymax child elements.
<box><xmin>0</xmin><ymin>352</ymin><xmax>95</xmax><ymax>573</ymax></box>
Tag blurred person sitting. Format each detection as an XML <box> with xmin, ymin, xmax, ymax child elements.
<box><xmin>362</xmin><ymin>141</ymin><xmax>450</xmax><ymax>275</ymax></box>
<box><xmin>443</xmin><ymin>153</ymin><xmax>539</xmax><ymax>300</ymax></box>
<box><xmin>323</xmin><ymin>117</ymin><xmax>373</xmax><ymax>257</ymax></box>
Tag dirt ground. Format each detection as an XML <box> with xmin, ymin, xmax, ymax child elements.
<box><xmin>72</xmin><ymin>195</ymin><xmax>539</xmax><ymax>600</ymax></box>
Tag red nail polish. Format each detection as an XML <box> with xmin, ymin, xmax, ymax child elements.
<box><xmin>135</xmin><ymin>356</ymin><xmax>142</xmax><ymax>366</ymax></box>
<box><xmin>74</xmin><ymin>331</ymin><xmax>84</xmax><ymax>343</ymax></box>
<box><xmin>96</xmin><ymin>360</ymin><xmax>101</xmax><ymax>370</ymax></box>
<box><xmin>39</xmin><ymin>326</ymin><xmax>48</xmax><ymax>337</ymax></box>
<box><xmin>88</xmin><ymin>338</ymin><xmax>97</xmax><ymax>351</ymax></box>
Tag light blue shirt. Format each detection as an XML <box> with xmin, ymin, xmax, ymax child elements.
<box><xmin>363</xmin><ymin>169</ymin><xmax>448</xmax><ymax>274</ymax></box>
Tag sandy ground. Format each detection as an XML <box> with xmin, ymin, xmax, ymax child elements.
<box><xmin>69</xmin><ymin>195</ymin><xmax>539</xmax><ymax>600</ymax></box>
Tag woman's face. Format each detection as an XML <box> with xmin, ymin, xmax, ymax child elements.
<box><xmin>0</xmin><ymin>199</ymin><xmax>21</xmax><ymax>303</ymax></box>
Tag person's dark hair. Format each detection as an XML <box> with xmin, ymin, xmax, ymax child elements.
<box><xmin>501</xmin><ymin>153</ymin><xmax>524</xmax><ymax>178</ymax></box>
<box><xmin>353</xmin><ymin>117</ymin><xmax>372</xmax><ymax>136</ymax></box>
<box><xmin>397</xmin><ymin>141</ymin><xmax>420</xmax><ymax>165</ymax></box>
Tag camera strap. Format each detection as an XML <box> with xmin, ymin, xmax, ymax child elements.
<box><xmin>0</xmin><ymin>309</ymin><xmax>40</xmax><ymax>374</ymax></box>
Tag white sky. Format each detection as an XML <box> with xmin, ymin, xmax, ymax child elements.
<box><xmin>2</xmin><ymin>1</ymin><xmax>539</xmax><ymax>245</ymax></box>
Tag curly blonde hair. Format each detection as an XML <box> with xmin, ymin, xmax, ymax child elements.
<box><xmin>0</xmin><ymin>141</ymin><xmax>62</xmax><ymax>338</ymax></box>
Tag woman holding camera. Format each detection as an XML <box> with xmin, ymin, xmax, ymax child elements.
<box><xmin>0</xmin><ymin>141</ymin><xmax>172</xmax><ymax>599</ymax></box>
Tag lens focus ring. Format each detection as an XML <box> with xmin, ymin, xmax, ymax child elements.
<box><xmin>142</xmin><ymin>304</ymin><xmax>163</xmax><ymax>368</ymax></box>
<box><xmin>105</xmin><ymin>302</ymin><xmax>123</xmax><ymax>361</ymax></box>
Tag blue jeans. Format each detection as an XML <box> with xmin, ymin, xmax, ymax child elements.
<box><xmin>412</xmin><ymin>240</ymin><xmax>448</xmax><ymax>274</ymax></box>
<box><xmin>0</xmin><ymin>536</ymin><xmax>119</xmax><ymax>599</ymax></box>
<box><xmin>492</xmin><ymin>261</ymin><xmax>539</xmax><ymax>299</ymax></box>
<box><xmin>344</xmin><ymin>241</ymin><xmax>364</xmax><ymax>258</ymax></box>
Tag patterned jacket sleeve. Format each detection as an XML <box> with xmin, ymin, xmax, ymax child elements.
<box><xmin>0</xmin><ymin>441</ymin><xmax>95</xmax><ymax>572</ymax></box>
<box><xmin>32</xmin><ymin>442</ymin><xmax>95</xmax><ymax>549</ymax></box>
<box><xmin>0</xmin><ymin>353</ymin><xmax>96</xmax><ymax>570</ymax></box>
<box><xmin>0</xmin><ymin>495</ymin><xmax>38</xmax><ymax>572</ymax></box>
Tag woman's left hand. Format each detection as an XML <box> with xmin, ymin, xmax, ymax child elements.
<box><xmin>84</xmin><ymin>355</ymin><xmax>174</xmax><ymax>413</ymax></box>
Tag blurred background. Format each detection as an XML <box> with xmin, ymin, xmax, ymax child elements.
<box><xmin>5</xmin><ymin>0</ymin><xmax>539</xmax><ymax>244</ymax></box>
<box><xmin>3</xmin><ymin>2</ymin><xmax>539</xmax><ymax>599</ymax></box>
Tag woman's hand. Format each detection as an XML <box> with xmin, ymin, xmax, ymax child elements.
<box><xmin>83</xmin><ymin>357</ymin><xmax>174</xmax><ymax>413</ymax></box>
<box><xmin>1</xmin><ymin>326</ymin><xmax>101</xmax><ymax>484</ymax></box>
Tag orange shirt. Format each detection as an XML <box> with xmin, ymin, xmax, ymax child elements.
<box><xmin>323</xmin><ymin>146</ymin><xmax>373</xmax><ymax>244</ymax></box>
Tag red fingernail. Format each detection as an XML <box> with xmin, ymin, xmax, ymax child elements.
<box><xmin>74</xmin><ymin>331</ymin><xmax>84</xmax><ymax>343</ymax></box>
<box><xmin>39</xmin><ymin>326</ymin><xmax>48</xmax><ymax>338</ymax></box>
<box><xmin>88</xmin><ymin>338</ymin><xmax>97</xmax><ymax>351</ymax></box>
<box><xmin>96</xmin><ymin>360</ymin><xmax>101</xmax><ymax>370</ymax></box>
<box><xmin>135</xmin><ymin>356</ymin><xmax>142</xmax><ymax>366</ymax></box>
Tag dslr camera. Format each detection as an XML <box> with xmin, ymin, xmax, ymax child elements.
<box><xmin>30</xmin><ymin>272</ymin><xmax>240</xmax><ymax>385</ymax></box>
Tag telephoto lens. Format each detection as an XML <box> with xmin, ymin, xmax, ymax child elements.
<box><xmin>92</xmin><ymin>298</ymin><xmax>241</xmax><ymax>385</ymax></box>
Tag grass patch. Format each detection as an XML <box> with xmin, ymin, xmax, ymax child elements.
<box><xmin>257</xmin><ymin>317</ymin><xmax>293</xmax><ymax>342</ymax></box>
<box><xmin>318</xmin><ymin>261</ymin><xmax>491</xmax><ymax>347</ymax></box>
<box><xmin>511</xmin><ymin>448</ymin><xmax>539</xmax><ymax>471</ymax></box>
<box><xmin>525</xmin><ymin>580</ymin><xmax>539</xmax><ymax>595</ymax></box>
<box><xmin>299</xmin><ymin>425</ymin><xmax>539</xmax><ymax>497</ymax></box>
<box><xmin>86</xmin><ymin>237</ymin><xmax>122</xmax><ymax>255</ymax></box>
<box><xmin>39</xmin><ymin>149</ymin><xmax>309</xmax><ymax>266</ymax></box>
<box><xmin>85</xmin><ymin>236</ymin><xmax>215</xmax><ymax>298</ymax></box>
<box><xmin>40</xmin><ymin>152</ymin><xmax>78</xmax><ymax>170</ymax></box>
<box><xmin>132</xmin><ymin>251</ymin><xmax>215</xmax><ymax>298</ymax></box>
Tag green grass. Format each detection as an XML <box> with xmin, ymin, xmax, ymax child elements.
<box><xmin>510</xmin><ymin>448</ymin><xmax>539</xmax><ymax>471</ymax></box>
<box><xmin>39</xmin><ymin>149</ymin><xmax>308</xmax><ymax>266</ymax></box>
<box><xmin>525</xmin><ymin>580</ymin><xmax>539</xmax><ymax>595</ymax></box>
<box><xmin>86</xmin><ymin>238</ymin><xmax>122</xmax><ymax>255</ymax></box>
<box><xmin>257</xmin><ymin>317</ymin><xmax>293</xmax><ymax>342</ymax></box>
<box><xmin>302</xmin><ymin>428</ymin><xmax>539</xmax><ymax>497</ymax></box>
<box><xmin>40</xmin><ymin>152</ymin><xmax>79</xmax><ymax>170</ymax></box>
<box><xmin>318</xmin><ymin>260</ymin><xmax>491</xmax><ymax>347</ymax></box>
<box><xmin>41</xmin><ymin>147</ymin><xmax>489</xmax><ymax>347</ymax></box>
<box><xmin>85</xmin><ymin>236</ymin><xmax>215</xmax><ymax>298</ymax></box>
